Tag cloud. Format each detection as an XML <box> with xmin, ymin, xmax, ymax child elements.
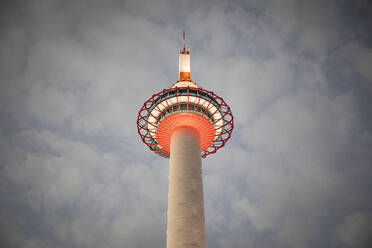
<box><xmin>336</xmin><ymin>212</ymin><xmax>372</xmax><ymax>248</ymax></box>
<box><xmin>1</xmin><ymin>0</ymin><xmax>372</xmax><ymax>247</ymax></box>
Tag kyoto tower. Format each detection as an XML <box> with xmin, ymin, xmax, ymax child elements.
<box><xmin>137</xmin><ymin>32</ymin><xmax>233</xmax><ymax>248</ymax></box>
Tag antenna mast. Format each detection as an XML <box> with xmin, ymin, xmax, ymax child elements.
<box><xmin>182</xmin><ymin>31</ymin><xmax>186</xmax><ymax>51</ymax></box>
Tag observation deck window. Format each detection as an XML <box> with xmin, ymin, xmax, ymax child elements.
<box><xmin>155</xmin><ymin>102</ymin><xmax>216</xmax><ymax>125</ymax></box>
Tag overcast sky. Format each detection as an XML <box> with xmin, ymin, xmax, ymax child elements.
<box><xmin>1</xmin><ymin>0</ymin><xmax>372</xmax><ymax>247</ymax></box>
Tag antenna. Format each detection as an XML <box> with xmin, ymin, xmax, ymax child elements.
<box><xmin>182</xmin><ymin>30</ymin><xmax>186</xmax><ymax>51</ymax></box>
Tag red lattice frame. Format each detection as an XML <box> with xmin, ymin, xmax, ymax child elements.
<box><xmin>137</xmin><ymin>86</ymin><xmax>234</xmax><ymax>158</ymax></box>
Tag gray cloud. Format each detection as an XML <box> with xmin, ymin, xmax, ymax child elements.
<box><xmin>336</xmin><ymin>212</ymin><xmax>372</xmax><ymax>248</ymax></box>
<box><xmin>1</xmin><ymin>0</ymin><xmax>372</xmax><ymax>247</ymax></box>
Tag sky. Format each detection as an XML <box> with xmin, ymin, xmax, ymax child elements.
<box><xmin>0</xmin><ymin>0</ymin><xmax>372</xmax><ymax>247</ymax></box>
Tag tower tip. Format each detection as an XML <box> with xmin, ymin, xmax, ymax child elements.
<box><xmin>181</xmin><ymin>31</ymin><xmax>190</xmax><ymax>54</ymax></box>
<box><xmin>183</xmin><ymin>31</ymin><xmax>186</xmax><ymax>51</ymax></box>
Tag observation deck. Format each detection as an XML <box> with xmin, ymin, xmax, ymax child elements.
<box><xmin>137</xmin><ymin>84</ymin><xmax>233</xmax><ymax>158</ymax></box>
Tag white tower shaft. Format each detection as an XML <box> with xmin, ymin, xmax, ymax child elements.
<box><xmin>167</xmin><ymin>128</ymin><xmax>206</xmax><ymax>248</ymax></box>
<box><xmin>179</xmin><ymin>53</ymin><xmax>190</xmax><ymax>81</ymax></box>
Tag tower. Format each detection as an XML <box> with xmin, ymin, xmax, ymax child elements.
<box><xmin>137</xmin><ymin>32</ymin><xmax>233</xmax><ymax>248</ymax></box>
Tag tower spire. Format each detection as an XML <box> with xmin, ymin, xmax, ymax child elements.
<box><xmin>183</xmin><ymin>30</ymin><xmax>186</xmax><ymax>51</ymax></box>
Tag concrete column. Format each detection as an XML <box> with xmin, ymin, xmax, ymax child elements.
<box><xmin>167</xmin><ymin>127</ymin><xmax>206</xmax><ymax>248</ymax></box>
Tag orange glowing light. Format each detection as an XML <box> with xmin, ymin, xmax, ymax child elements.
<box><xmin>156</xmin><ymin>113</ymin><xmax>215</xmax><ymax>153</ymax></box>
